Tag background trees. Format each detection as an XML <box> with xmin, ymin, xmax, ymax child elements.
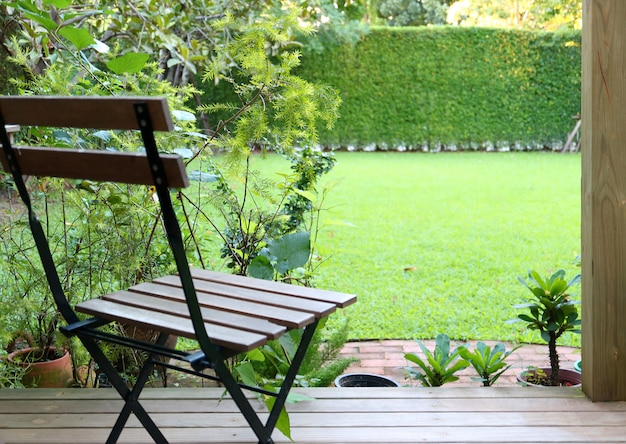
<box><xmin>371</xmin><ymin>0</ymin><xmax>582</xmax><ymax>29</ymax></box>
<box><xmin>446</xmin><ymin>0</ymin><xmax>582</xmax><ymax>30</ymax></box>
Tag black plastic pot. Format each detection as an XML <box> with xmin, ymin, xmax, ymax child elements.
<box><xmin>334</xmin><ymin>373</ymin><xmax>400</xmax><ymax>387</ymax></box>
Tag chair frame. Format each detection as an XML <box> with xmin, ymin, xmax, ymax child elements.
<box><xmin>0</xmin><ymin>96</ymin><xmax>353</xmax><ymax>444</ymax></box>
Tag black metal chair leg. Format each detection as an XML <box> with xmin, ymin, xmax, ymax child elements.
<box><xmin>208</xmin><ymin>320</ymin><xmax>320</xmax><ymax>444</ymax></box>
<box><xmin>111</xmin><ymin>334</ymin><xmax>170</xmax><ymax>443</ymax></box>
<box><xmin>77</xmin><ymin>332</ymin><xmax>169</xmax><ymax>444</ymax></box>
<box><xmin>264</xmin><ymin>320</ymin><xmax>319</xmax><ymax>435</ymax></box>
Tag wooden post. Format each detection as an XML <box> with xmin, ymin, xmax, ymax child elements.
<box><xmin>582</xmin><ymin>0</ymin><xmax>626</xmax><ymax>401</ymax></box>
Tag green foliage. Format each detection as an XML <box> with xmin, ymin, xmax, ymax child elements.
<box><xmin>295</xmin><ymin>26</ymin><xmax>581</xmax><ymax>150</ymax></box>
<box><xmin>404</xmin><ymin>333</ymin><xmax>469</xmax><ymax>386</ymax></box>
<box><xmin>298</xmin><ymin>0</ymin><xmax>370</xmax><ymax>54</ymax></box>
<box><xmin>377</xmin><ymin>0</ymin><xmax>451</xmax><ymax>26</ymax></box>
<box><xmin>458</xmin><ymin>342</ymin><xmax>520</xmax><ymax>386</ymax></box>
<box><xmin>447</xmin><ymin>0</ymin><xmax>582</xmax><ymax>30</ymax></box>
<box><xmin>231</xmin><ymin>316</ymin><xmax>352</xmax><ymax>438</ymax></box>
<box><xmin>0</xmin><ymin>6</ymin><xmax>22</xmax><ymax>93</ymax></box>
<box><xmin>0</xmin><ymin>354</ymin><xmax>25</xmax><ymax>388</ymax></box>
<box><xmin>511</xmin><ymin>269</ymin><xmax>581</xmax><ymax>386</ymax></box>
<box><xmin>235</xmin><ymin>316</ymin><xmax>352</xmax><ymax>389</ymax></box>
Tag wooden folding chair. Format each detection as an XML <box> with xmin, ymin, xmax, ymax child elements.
<box><xmin>0</xmin><ymin>96</ymin><xmax>355</xmax><ymax>444</ymax></box>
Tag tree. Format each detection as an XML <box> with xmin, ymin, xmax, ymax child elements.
<box><xmin>446</xmin><ymin>0</ymin><xmax>581</xmax><ymax>30</ymax></box>
<box><xmin>294</xmin><ymin>0</ymin><xmax>369</xmax><ymax>53</ymax></box>
<box><xmin>377</xmin><ymin>0</ymin><xmax>452</xmax><ymax>26</ymax></box>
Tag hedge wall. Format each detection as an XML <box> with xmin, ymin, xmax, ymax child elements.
<box><xmin>296</xmin><ymin>26</ymin><xmax>581</xmax><ymax>151</ymax></box>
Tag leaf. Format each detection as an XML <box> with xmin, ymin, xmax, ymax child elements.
<box><xmin>58</xmin><ymin>26</ymin><xmax>95</xmax><ymax>50</ymax></box>
<box><xmin>44</xmin><ymin>0</ymin><xmax>72</xmax><ymax>7</ymax></box>
<box><xmin>245</xmin><ymin>348</ymin><xmax>265</xmax><ymax>362</ymax></box>
<box><xmin>234</xmin><ymin>362</ymin><xmax>257</xmax><ymax>387</ymax></box>
<box><xmin>248</xmin><ymin>255</ymin><xmax>274</xmax><ymax>280</ymax></box>
<box><xmin>265</xmin><ymin>397</ymin><xmax>292</xmax><ymax>440</ymax></box>
<box><xmin>518</xmin><ymin>314</ymin><xmax>535</xmax><ymax>323</ymax></box>
<box><xmin>278</xmin><ymin>331</ymin><xmax>298</xmax><ymax>360</ymax></box>
<box><xmin>106</xmin><ymin>52</ymin><xmax>150</xmax><ymax>74</ymax></box>
<box><xmin>549</xmin><ymin>279</ymin><xmax>568</xmax><ymax>296</ymax></box>
<box><xmin>266</xmin><ymin>231</ymin><xmax>310</xmax><ymax>275</ymax></box>
<box><xmin>568</xmin><ymin>274</ymin><xmax>581</xmax><ymax>287</ymax></box>
<box><xmin>404</xmin><ymin>352</ymin><xmax>427</xmax><ymax>370</ymax></box>
<box><xmin>435</xmin><ymin>333</ymin><xmax>451</xmax><ymax>358</ymax></box>
<box><xmin>20</xmin><ymin>7</ymin><xmax>57</xmax><ymax>31</ymax></box>
<box><xmin>292</xmin><ymin>188</ymin><xmax>317</xmax><ymax>203</ymax></box>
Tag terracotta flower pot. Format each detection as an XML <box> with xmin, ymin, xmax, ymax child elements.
<box><xmin>7</xmin><ymin>347</ymin><xmax>74</xmax><ymax>388</ymax></box>
<box><xmin>517</xmin><ymin>367</ymin><xmax>582</xmax><ymax>387</ymax></box>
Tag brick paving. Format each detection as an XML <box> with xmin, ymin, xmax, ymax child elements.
<box><xmin>338</xmin><ymin>339</ymin><xmax>581</xmax><ymax>387</ymax></box>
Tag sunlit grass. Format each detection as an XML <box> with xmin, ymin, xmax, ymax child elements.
<box><xmin>310</xmin><ymin>151</ymin><xmax>581</xmax><ymax>346</ymax></box>
<box><xmin>210</xmin><ymin>151</ymin><xmax>581</xmax><ymax>346</ymax></box>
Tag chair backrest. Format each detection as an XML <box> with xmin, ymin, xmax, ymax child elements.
<box><xmin>0</xmin><ymin>96</ymin><xmax>188</xmax><ymax>188</ymax></box>
<box><xmin>0</xmin><ymin>96</ymin><xmax>193</xmax><ymax>326</ymax></box>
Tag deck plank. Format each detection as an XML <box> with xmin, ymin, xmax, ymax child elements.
<box><xmin>0</xmin><ymin>387</ymin><xmax>625</xmax><ymax>444</ymax></box>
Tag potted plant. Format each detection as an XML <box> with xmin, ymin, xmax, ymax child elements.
<box><xmin>0</xmin><ymin>229</ymin><xmax>75</xmax><ymax>388</ymax></box>
<box><xmin>4</xmin><ymin>295</ymin><xmax>74</xmax><ymax>388</ymax></box>
<box><xmin>458</xmin><ymin>342</ymin><xmax>520</xmax><ymax>386</ymax></box>
<box><xmin>511</xmin><ymin>269</ymin><xmax>581</xmax><ymax>386</ymax></box>
<box><xmin>404</xmin><ymin>333</ymin><xmax>469</xmax><ymax>387</ymax></box>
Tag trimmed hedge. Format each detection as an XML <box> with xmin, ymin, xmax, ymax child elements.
<box><xmin>296</xmin><ymin>26</ymin><xmax>581</xmax><ymax>151</ymax></box>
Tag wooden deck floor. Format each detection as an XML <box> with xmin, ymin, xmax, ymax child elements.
<box><xmin>1</xmin><ymin>387</ymin><xmax>625</xmax><ymax>443</ymax></box>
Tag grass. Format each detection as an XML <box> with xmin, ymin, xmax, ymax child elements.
<box><xmin>209</xmin><ymin>151</ymin><xmax>581</xmax><ymax>346</ymax></box>
<box><xmin>307</xmin><ymin>151</ymin><xmax>582</xmax><ymax>346</ymax></box>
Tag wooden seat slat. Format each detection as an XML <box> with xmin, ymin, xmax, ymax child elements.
<box><xmin>155</xmin><ymin>274</ymin><xmax>337</xmax><ymax>318</ymax></box>
<box><xmin>130</xmin><ymin>282</ymin><xmax>315</xmax><ymax>329</ymax></box>
<box><xmin>191</xmin><ymin>268</ymin><xmax>357</xmax><ymax>308</ymax></box>
<box><xmin>0</xmin><ymin>96</ymin><xmax>173</xmax><ymax>131</ymax></box>
<box><xmin>0</xmin><ymin>146</ymin><xmax>188</xmax><ymax>188</ymax></box>
<box><xmin>76</xmin><ymin>298</ymin><xmax>267</xmax><ymax>351</ymax></box>
<box><xmin>100</xmin><ymin>291</ymin><xmax>286</xmax><ymax>339</ymax></box>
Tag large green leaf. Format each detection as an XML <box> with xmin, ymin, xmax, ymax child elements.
<box><xmin>264</xmin><ymin>397</ymin><xmax>291</xmax><ymax>440</ymax></box>
<box><xmin>58</xmin><ymin>26</ymin><xmax>95</xmax><ymax>51</ymax></box>
<box><xmin>266</xmin><ymin>231</ymin><xmax>310</xmax><ymax>275</ymax></box>
<box><xmin>234</xmin><ymin>362</ymin><xmax>257</xmax><ymax>387</ymax></box>
<box><xmin>106</xmin><ymin>53</ymin><xmax>150</xmax><ymax>74</ymax></box>
<box><xmin>22</xmin><ymin>10</ymin><xmax>57</xmax><ymax>30</ymax></box>
<box><xmin>248</xmin><ymin>256</ymin><xmax>274</xmax><ymax>280</ymax></box>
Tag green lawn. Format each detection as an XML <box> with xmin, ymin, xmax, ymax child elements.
<box><xmin>310</xmin><ymin>151</ymin><xmax>581</xmax><ymax>346</ymax></box>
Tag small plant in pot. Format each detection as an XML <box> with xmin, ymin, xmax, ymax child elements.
<box><xmin>0</xmin><ymin>247</ymin><xmax>75</xmax><ymax>387</ymax></box>
<box><xmin>511</xmin><ymin>269</ymin><xmax>581</xmax><ymax>387</ymax></box>
<box><xmin>404</xmin><ymin>333</ymin><xmax>469</xmax><ymax>387</ymax></box>
<box><xmin>4</xmin><ymin>303</ymin><xmax>74</xmax><ymax>388</ymax></box>
<box><xmin>458</xmin><ymin>342</ymin><xmax>521</xmax><ymax>387</ymax></box>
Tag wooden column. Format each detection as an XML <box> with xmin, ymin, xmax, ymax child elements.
<box><xmin>582</xmin><ymin>0</ymin><xmax>626</xmax><ymax>401</ymax></box>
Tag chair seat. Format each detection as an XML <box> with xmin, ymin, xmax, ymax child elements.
<box><xmin>75</xmin><ymin>268</ymin><xmax>356</xmax><ymax>353</ymax></box>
